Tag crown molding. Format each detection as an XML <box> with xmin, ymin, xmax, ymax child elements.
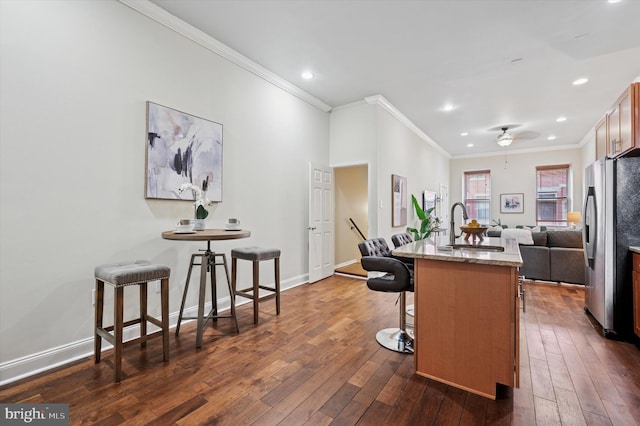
<box><xmin>364</xmin><ymin>95</ymin><xmax>451</xmax><ymax>158</ymax></box>
<box><xmin>118</xmin><ymin>0</ymin><xmax>332</xmax><ymax>113</ymax></box>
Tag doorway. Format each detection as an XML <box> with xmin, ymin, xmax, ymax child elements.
<box><xmin>333</xmin><ymin>164</ymin><xmax>369</xmax><ymax>277</ymax></box>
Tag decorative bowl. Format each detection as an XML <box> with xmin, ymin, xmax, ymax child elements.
<box><xmin>460</xmin><ymin>226</ymin><xmax>488</xmax><ymax>243</ymax></box>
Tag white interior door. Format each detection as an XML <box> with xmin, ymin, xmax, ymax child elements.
<box><xmin>308</xmin><ymin>162</ymin><xmax>334</xmax><ymax>283</ymax></box>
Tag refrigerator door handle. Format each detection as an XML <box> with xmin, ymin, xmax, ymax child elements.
<box><xmin>583</xmin><ymin>186</ymin><xmax>596</xmax><ymax>267</ymax></box>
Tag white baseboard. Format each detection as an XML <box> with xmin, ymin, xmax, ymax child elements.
<box><xmin>335</xmin><ymin>259</ymin><xmax>358</xmax><ymax>269</ymax></box>
<box><xmin>0</xmin><ymin>274</ymin><xmax>307</xmax><ymax>386</ymax></box>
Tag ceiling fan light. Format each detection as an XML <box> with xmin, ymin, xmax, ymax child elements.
<box><xmin>497</xmin><ymin>132</ymin><xmax>514</xmax><ymax>147</ymax></box>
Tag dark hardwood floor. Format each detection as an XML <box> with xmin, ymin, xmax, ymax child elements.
<box><xmin>1</xmin><ymin>276</ymin><xmax>639</xmax><ymax>425</ymax></box>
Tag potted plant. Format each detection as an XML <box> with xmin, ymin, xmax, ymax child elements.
<box><xmin>407</xmin><ymin>194</ymin><xmax>441</xmax><ymax>240</ymax></box>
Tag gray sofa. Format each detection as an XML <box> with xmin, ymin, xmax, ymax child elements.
<box><xmin>487</xmin><ymin>229</ymin><xmax>585</xmax><ymax>285</ymax></box>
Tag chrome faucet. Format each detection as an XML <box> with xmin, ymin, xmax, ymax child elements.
<box><xmin>449</xmin><ymin>202</ymin><xmax>469</xmax><ymax>245</ymax></box>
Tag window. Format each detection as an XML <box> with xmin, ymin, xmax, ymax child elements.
<box><xmin>464</xmin><ymin>170</ymin><xmax>491</xmax><ymax>224</ymax></box>
<box><xmin>536</xmin><ymin>165</ymin><xmax>569</xmax><ymax>226</ymax></box>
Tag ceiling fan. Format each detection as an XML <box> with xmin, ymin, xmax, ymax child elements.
<box><xmin>490</xmin><ymin>124</ymin><xmax>539</xmax><ymax>147</ymax></box>
<box><xmin>497</xmin><ymin>127</ymin><xmax>514</xmax><ymax>147</ymax></box>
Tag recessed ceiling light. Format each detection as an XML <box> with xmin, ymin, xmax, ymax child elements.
<box><xmin>460</xmin><ymin>132</ymin><xmax>469</xmax><ymax>136</ymax></box>
<box><xmin>441</xmin><ymin>104</ymin><xmax>455</xmax><ymax>112</ymax></box>
<box><xmin>573</xmin><ymin>78</ymin><xmax>588</xmax><ymax>86</ymax></box>
<box><xmin>556</xmin><ymin>116</ymin><xmax>567</xmax><ymax>122</ymax></box>
<box><xmin>608</xmin><ymin>0</ymin><xmax>622</xmax><ymax>4</ymax></box>
<box><xmin>547</xmin><ymin>135</ymin><xmax>557</xmax><ymax>140</ymax></box>
<box><xmin>466</xmin><ymin>143</ymin><xmax>474</xmax><ymax>148</ymax></box>
<box><xmin>301</xmin><ymin>71</ymin><xmax>314</xmax><ymax>80</ymax></box>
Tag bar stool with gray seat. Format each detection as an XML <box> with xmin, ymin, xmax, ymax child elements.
<box><xmin>231</xmin><ymin>246</ymin><xmax>281</xmax><ymax>327</ymax></box>
<box><xmin>358</xmin><ymin>238</ymin><xmax>414</xmax><ymax>354</ymax></box>
<box><xmin>94</xmin><ymin>260</ymin><xmax>170</xmax><ymax>382</ymax></box>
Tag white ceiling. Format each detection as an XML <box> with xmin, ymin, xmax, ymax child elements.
<box><xmin>149</xmin><ymin>0</ymin><xmax>640</xmax><ymax>157</ymax></box>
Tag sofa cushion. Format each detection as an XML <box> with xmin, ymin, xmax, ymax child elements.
<box><xmin>502</xmin><ymin>228</ymin><xmax>534</xmax><ymax>245</ymax></box>
<box><xmin>550</xmin><ymin>247</ymin><xmax>585</xmax><ymax>284</ymax></box>
<box><xmin>519</xmin><ymin>246</ymin><xmax>550</xmax><ymax>281</ymax></box>
<box><xmin>547</xmin><ymin>231</ymin><xmax>583</xmax><ymax>248</ymax></box>
<box><xmin>531</xmin><ymin>232</ymin><xmax>547</xmax><ymax>247</ymax></box>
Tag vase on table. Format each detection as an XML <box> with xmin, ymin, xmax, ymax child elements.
<box><xmin>193</xmin><ymin>219</ymin><xmax>206</xmax><ymax>231</ymax></box>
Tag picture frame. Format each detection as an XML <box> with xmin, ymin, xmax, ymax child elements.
<box><xmin>439</xmin><ymin>184</ymin><xmax>449</xmax><ymax>229</ymax></box>
<box><xmin>145</xmin><ymin>101</ymin><xmax>223</xmax><ymax>202</ymax></box>
<box><xmin>392</xmin><ymin>174</ymin><xmax>407</xmax><ymax>226</ymax></box>
<box><xmin>423</xmin><ymin>190</ymin><xmax>438</xmax><ymax>215</ymax></box>
<box><xmin>500</xmin><ymin>193</ymin><xmax>524</xmax><ymax>213</ymax></box>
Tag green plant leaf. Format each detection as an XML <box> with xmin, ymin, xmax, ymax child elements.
<box><xmin>412</xmin><ymin>195</ymin><xmax>427</xmax><ymax>221</ymax></box>
<box><xmin>196</xmin><ymin>205</ymin><xmax>209</xmax><ymax>219</ymax></box>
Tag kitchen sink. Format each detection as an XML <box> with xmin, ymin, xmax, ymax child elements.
<box><xmin>449</xmin><ymin>244</ymin><xmax>505</xmax><ymax>252</ymax></box>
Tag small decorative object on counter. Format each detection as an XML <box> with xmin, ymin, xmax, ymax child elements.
<box><xmin>461</xmin><ymin>219</ymin><xmax>488</xmax><ymax>244</ymax></box>
<box><xmin>178</xmin><ymin>183</ymin><xmax>213</xmax><ymax>230</ymax></box>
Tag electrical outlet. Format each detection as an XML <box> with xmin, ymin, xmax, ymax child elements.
<box><xmin>91</xmin><ymin>289</ymin><xmax>96</xmax><ymax>306</ymax></box>
<box><xmin>155</xmin><ymin>282</ymin><xmax>161</xmax><ymax>293</ymax></box>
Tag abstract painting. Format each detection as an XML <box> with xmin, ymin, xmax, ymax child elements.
<box><xmin>145</xmin><ymin>101</ymin><xmax>222</xmax><ymax>202</ymax></box>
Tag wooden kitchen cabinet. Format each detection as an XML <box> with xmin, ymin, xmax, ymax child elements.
<box><xmin>414</xmin><ymin>259</ymin><xmax>520</xmax><ymax>399</ymax></box>
<box><xmin>633</xmin><ymin>252</ymin><xmax>640</xmax><ymax>338</ymax></box>
<box><xmin>604</xmin><ymin>83</ymin><xmax>639</xmax><ymax>158</ymax></box>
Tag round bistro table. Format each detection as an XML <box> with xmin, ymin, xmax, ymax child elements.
<box><xmin>162</xmin><ymin>229</ymin><xmax>251</xmax><ymax>348</ymax></box>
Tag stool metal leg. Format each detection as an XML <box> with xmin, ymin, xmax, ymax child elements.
<box><xmin>519</xmin><ymin>275</ymin><xmax>526</xmax><ymax>312</ymax></box>
<box><xmin>177</xmin><ymin>252</ymin><xmax>238</xmax><ymax>348</ymax></box>
<box><xmin>175</xmin><ymin>253</ymin><xmax>198</xmax><ymax>336</ymax></box>
<box><xmin>375</xmin><ymin>291</ymin><xmax>414</xmax><ymax>354</ymax></box>
<box><xmin>196</xmin><ymin>253</ymin><xmax>208</xmax><ymax>349</ymax></box>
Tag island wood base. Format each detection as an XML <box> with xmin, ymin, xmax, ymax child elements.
<box><xmin>414</xmin><ymin>259</ymin><xmax>520</xmax><ymax>399</ymax></box>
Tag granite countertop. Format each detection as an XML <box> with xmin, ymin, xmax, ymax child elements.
<box><xmin>630</xmin><ymin>246</ymin><xmax>640</xmax><ymax>254</ymax></box>
<box><xmin>392</xmin><ymin>236</ymin><xmax>523</xmax><ymax>267</ymax></box>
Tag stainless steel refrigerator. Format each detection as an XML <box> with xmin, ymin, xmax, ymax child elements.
<box><xmin>583</xmin><ymin>156</ymin><xmax>640</xmax><ymax>339</ymax></box>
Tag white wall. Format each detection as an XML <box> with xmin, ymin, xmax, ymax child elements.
<box><xmin>0</xmin><ymin>0</ymin><xmax>329</xmax><ymax>383</ymax></box>
<box><xmin>580</xmin><ymin>127</ymin><xmax>597</xmax><ymax>173</ymax></box>
<box><xmin>375</xmin><ymin>107</ymin><xmax>450</xmax><ymax>242</ymax></box>
<box><xmin>450</xmin><ymin>148</ymin><xmax>584</xmax><ymax>228</ymax></box>
<box><xmin>329</xmin><ymin>102</ymin><xmax>379</xmax><ymax>236</ymax></box>
<box><xmin>329</xmin><ymin>100</ymin><xmax>450</xmax><ymax>244</ymax></box>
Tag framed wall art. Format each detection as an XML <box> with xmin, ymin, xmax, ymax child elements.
<box><xmin>423</xmin><ymin>190</ymin><xmax>438</xmax><ymax>214</ymax></box>
<box><xmin>392</xmin><ymin>174</ymin><xmax>407</xmax><ymax>226</ymax></box>
<box><xmin>145</xmin><ymin>101</ymin><xmax>223</xmax><ymax>202</ymax></box>
<box><xmin>500</xmin><ymin>193</ymin><xmax>524</xmax><ymax>213</ymax></box>
<box><xmin>439</xmin><ymin>184</ymin><xmax>449</xmax><ymax>230</ymax></box>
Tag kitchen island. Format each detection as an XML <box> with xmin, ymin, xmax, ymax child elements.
<box><xmin>393</xmin><ymin>237</ymin><xmax>523</xmax><ymax>399</ymax></box>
